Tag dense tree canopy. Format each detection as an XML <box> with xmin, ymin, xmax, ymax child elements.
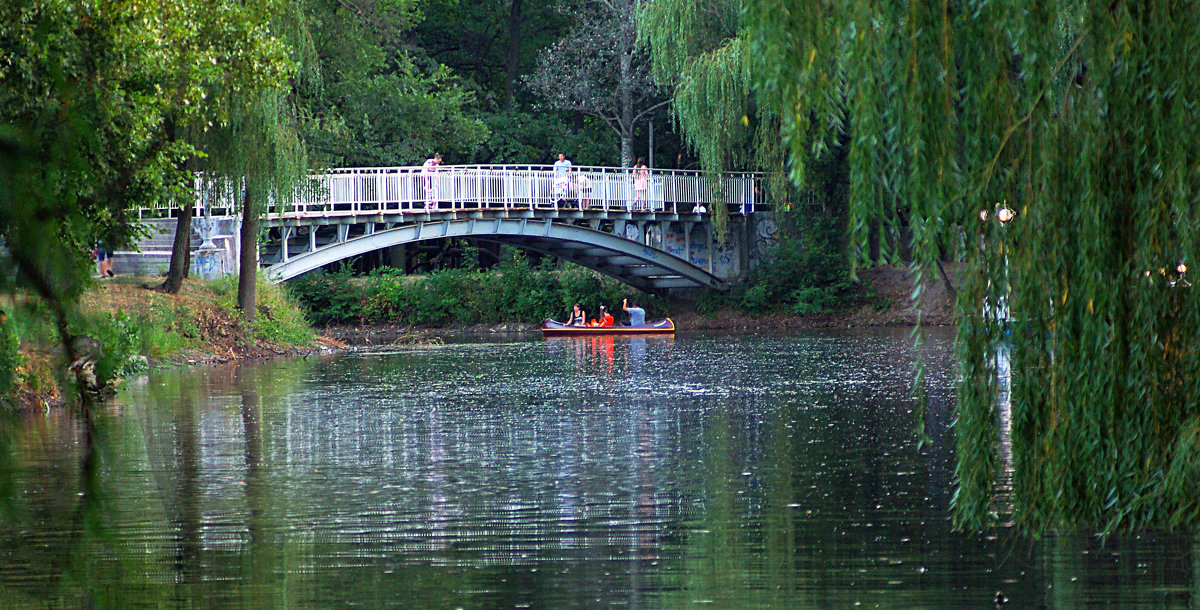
<box><xmin>298</xmin><ymin>0</ymin><xmax>487</xmax><ymax>167</ymax></box>
<box><xmin>0</xmin><ymin>0</ymin><xmax>296</xmax><ymax>358</ymax></box>
<box><xmin>748</xmin><ymin>1</ymin><xmax>1200</xmax><ymax>532</ymax></box>
<box><xmin>414</xmin><ymin>0</ymin><xmax>624</xmax><ymax>165</ymax></box>
<box><xmin>528</xmin><ymin>0</ymin><xmax>667</xmax><ymax>167</ymax></box>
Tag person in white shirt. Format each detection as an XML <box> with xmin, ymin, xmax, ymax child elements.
<box><xmin>622</xmin><ymin>298</ymin><xmax>646</xmax><ymax>326</ymax></box>
<box><xmin>552</xmin><ymin>153</ymin><xmax>572</xmax><ymax>207</ymax></box>
<box><xmin>422</xmin><ymin>154</ymin><xmax>442</xmax><ymax>210</ymax></box>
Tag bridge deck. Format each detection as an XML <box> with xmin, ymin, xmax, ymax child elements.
<box><xmin>144</xmin><ymin>164</ymin><xmax>762</xmax><ymax>218</ymax></box>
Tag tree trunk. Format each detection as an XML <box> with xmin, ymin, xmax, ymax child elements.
<box><xmin>503</xmin><ymin>0</ymin><xmax>525</xmax><ymax>109</ymax></box>
<box><xmin>161</xmin><ymin>203</ymin><xmax>193</xmax><ymax>293</ymax></box>
<box><xmin>618</xmin><ymin>51</ymin><xmax>635</xmax><ymax>167</ymax></box>
<box><xmin>237</xmin><ymin>188</ymin><xmax>257</xmax><ymax>323</ymax></box>
<box><xmin>159</xmin><ymin>115</ymin><xmax>190</xmax><ymax>294</ymax></box>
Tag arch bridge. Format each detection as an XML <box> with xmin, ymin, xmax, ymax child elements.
<box><xmin>166</xmin><ymin>165</ymin><xmax>770</xmax><ymax>293</ymax></box>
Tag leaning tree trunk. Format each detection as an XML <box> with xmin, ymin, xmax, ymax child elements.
<box><xmin>159</xmin><ymin>116</ymin><xmax>191</xmax><ymax>294</ymax></box>
<box><xmin>237</xmin><ymin>188</ymin><xmax>257</xmax><ymax>323</ymax></box>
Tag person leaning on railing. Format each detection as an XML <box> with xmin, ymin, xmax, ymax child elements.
<box><xmin>632</xmin><ymin>158</ymin><xmax>649</xmax><ymax>211</ymax></box>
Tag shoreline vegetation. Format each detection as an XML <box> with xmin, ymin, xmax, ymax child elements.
<box><xmin>1</xmin><ymin>265</ymin><xmax>954</xmax><ymax>413</ymax></box>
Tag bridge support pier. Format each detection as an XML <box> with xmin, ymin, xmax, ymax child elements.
<box><xmin>280</xmin><ymin>227</ymin><xmax>293</xmax><ymax>262</ymax></box>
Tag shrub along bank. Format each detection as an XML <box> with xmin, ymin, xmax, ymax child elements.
<box><xmin>288</xmin><ymin>234</ymin><xmax>866</xmax><ymax>329</ymax></box>
<box><xmin>287</xmin><ymin>254</ymin><xmax>667</xmax><ymax>327</ymax></box>
<box><xmin>697</xmin><ymin>221</ymin><xmax>863</xmax><ymax>317</ymax></box>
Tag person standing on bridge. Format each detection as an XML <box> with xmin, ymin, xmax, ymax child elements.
<box><xmin>422</xmin><ymin>154</ymin><xmax>442</xmax><ymax>211</ymax></box>
<box><xmin>632</xmin><ymin>158</ymin><xmax>649</xmax><ymax>211</ymax></box>
<box><xmin>552</xmin><ymin>153</ymin><xmax>572</xmax><ymax>208</ymax></box>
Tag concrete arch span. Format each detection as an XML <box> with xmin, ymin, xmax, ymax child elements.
<box><xmin>265</xmin><ymin>218</ymin><xmax>727</xmax><ymax>293</ymax></box>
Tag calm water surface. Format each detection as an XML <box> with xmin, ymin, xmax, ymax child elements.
<box><xmin>0</xmin><ymin>329</ymin><xmax>1195</xmax><ymax>607</ymax></box>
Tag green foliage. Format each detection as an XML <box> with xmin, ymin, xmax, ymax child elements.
<box><xmin>287</xmin><ymin>266</ymin><xmax>365</xmax><ymax>325</ymax></box>
<box><xmin>210</xmin><ymin>274</ymin><xmax>313</xmax><ymax>346</ymax></box>
<box><xmin>693</xmin><ymin>212</ymin><xmax>858</xmax><ymax>318</ymax></box>
<box><xmin>749</xmin><ymin>1</ymin><xmax>1200</xmax><ymax>533</ymax></box>
<box><xmin>83</xmin><ymin>312</ymin><xmax>147</xmax><ymax>383</ymax></box>
<box><xmin>555</xmin><ymin>266</ymin><xmax>633</xmax><ymax>321</ymax></box>
<box><xmin>412</xmin><ymin>0</ymin><xmax>568</xmax><ymax>110</ymax></box>
<box><xmin>740</xmin><ymin>228</ymin><xmax>857</xmax><ymax>315</ymax></box>
<box><xmin>299</xmin><ymin>255</ymin><xmax>655</xmax><ymax>327</ymax></box>
<box><xmin>526</xmin><ymin>0</ymin><xmax>667</xmax><ymax>167</ymax></box>
<box><xmin>468</xmin><ymin>111</ymin><xmax>617</xmax><ymax>166</ymax></box>
<box><xmin>639</xmin><ymin>0</ymin><xmax>791</xmax><ymax>240</ymax></box>
<box><xmin>0</xmin><ymin>0</ymin><xmax>305</xmax><ymax>400</ymax></box>
<box><xmin>137</xmin><ymin>305</ymin><xmax>196</xmax><ymax>359</ymax></box>
<box><xmin>298</xmin><ymin>0</ymin><xmax>488</xmax><ymax>168</ymax></box>
<box><xmin>0</xmin><ymin>318</ymin><xmax>21</xmax><ymax>400</ymax></box>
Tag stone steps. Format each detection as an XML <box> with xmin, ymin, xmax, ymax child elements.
<box><xmin>113</xmin><ymin>218</ymin><xmax>238</xmax><ymax>278</ymax></box>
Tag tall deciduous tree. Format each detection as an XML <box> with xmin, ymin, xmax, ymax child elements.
<box><xmin>160</xmin><ymin>0</ymin><xmax>298</xmax><ymax>295</ymax></box>
<box><xmin>0</xmin><ymin>0</ymin><xmax>204</xmax><ymax>372</ymax></box>
<box><xmin>415</xmin><ymin>0</ymin><xmax>567</xmax><ymax>110</ymax></box>
<box><xmin>196</xmin><ymin>1</ymin><xmax>311</xmax><ymax>323</ymax></box>
<box><xmin>750</xmin><ymin>1</ymin><xmax>1200</xmax><ymax>532</ymax></box>
<box><xmin>638</xmin><ymin>0</ymin><xmax>784</xmax><ymax>238</ymax></box>
<box><xmin>528</xmin><ymin>0</ymin><xmax>667</xmax><ymax>167</ymax></box>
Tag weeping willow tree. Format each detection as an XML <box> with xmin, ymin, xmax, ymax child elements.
<box><xmin>639</xmin><ymin>0</ymin><xmax>793</xmax><ymax>239</ymax></box>
<box><xmin>206</xmin><ymin>91</ymin><xmax>306</xmax><ymax>323</ymax></box>
<box><xmin>196</xmin><ymin>1</ymin><xmax>313</xmax><ymax>323</ymax></box>
<box><xmin>747</xmin><ymin>1</ymin><xmax>1200</xmax><ymax>533</ymax></box>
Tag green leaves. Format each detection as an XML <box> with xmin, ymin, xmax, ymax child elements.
<box><xmin>748</xmin><ymin>0</ymin><xmax>1200</xmax><ymax>533</ymax></box>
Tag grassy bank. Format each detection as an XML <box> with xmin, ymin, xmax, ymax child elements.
<box><xmin>1</xmin><ymin>275</ymin><xmax>315</xmax><ymax>411</ymax></box>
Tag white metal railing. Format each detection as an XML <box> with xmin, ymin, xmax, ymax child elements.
<box><xmin>142</xmin><ymin>165</ymin><xmax>763</xmax><ymax>219</ymax></box>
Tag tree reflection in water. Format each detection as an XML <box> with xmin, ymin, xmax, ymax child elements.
<box><xmin>0</xmin><ymin>333</ymin><xmax>1194</xmax><ymax>606</ymax></box>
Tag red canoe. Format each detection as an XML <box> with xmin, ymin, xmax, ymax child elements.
<box><xmin>541</xmin><ymin>318</ymin><xmax>675</xmax><ymax>337</ymax></box>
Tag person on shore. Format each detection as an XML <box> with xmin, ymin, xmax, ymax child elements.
<box><xmin>95</xmin><ymin>244</ymin><xmax>114</xmax><ymax>277</ymax></box>
<box><xmin>622</xmin><ymin>298</ymin><xmax>645</xmax><ymax>326</ymax></box>
<box><xmin>691</xmin><ymin>202</ymin><xmax>707</xmax><ymax>214</ymax></box>
<box><xmin>567</xmin><ymin>303</ymin><xmax>586</xmax><ymax>327</ymax></box>
<box><xmin>632</xmin><ymin>158</ymin><xmax>649</xmax><ymax>211</ymax></box>
<box><xmin>422</xmin><ymin>154</ymin><xmax>442</xmax><ymax>210</ymax></box>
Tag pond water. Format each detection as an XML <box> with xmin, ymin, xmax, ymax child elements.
<box><xmin>0</xmin><ymin>329</ymin><xmax>1194</xmax><ymax>607</ymax></box>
